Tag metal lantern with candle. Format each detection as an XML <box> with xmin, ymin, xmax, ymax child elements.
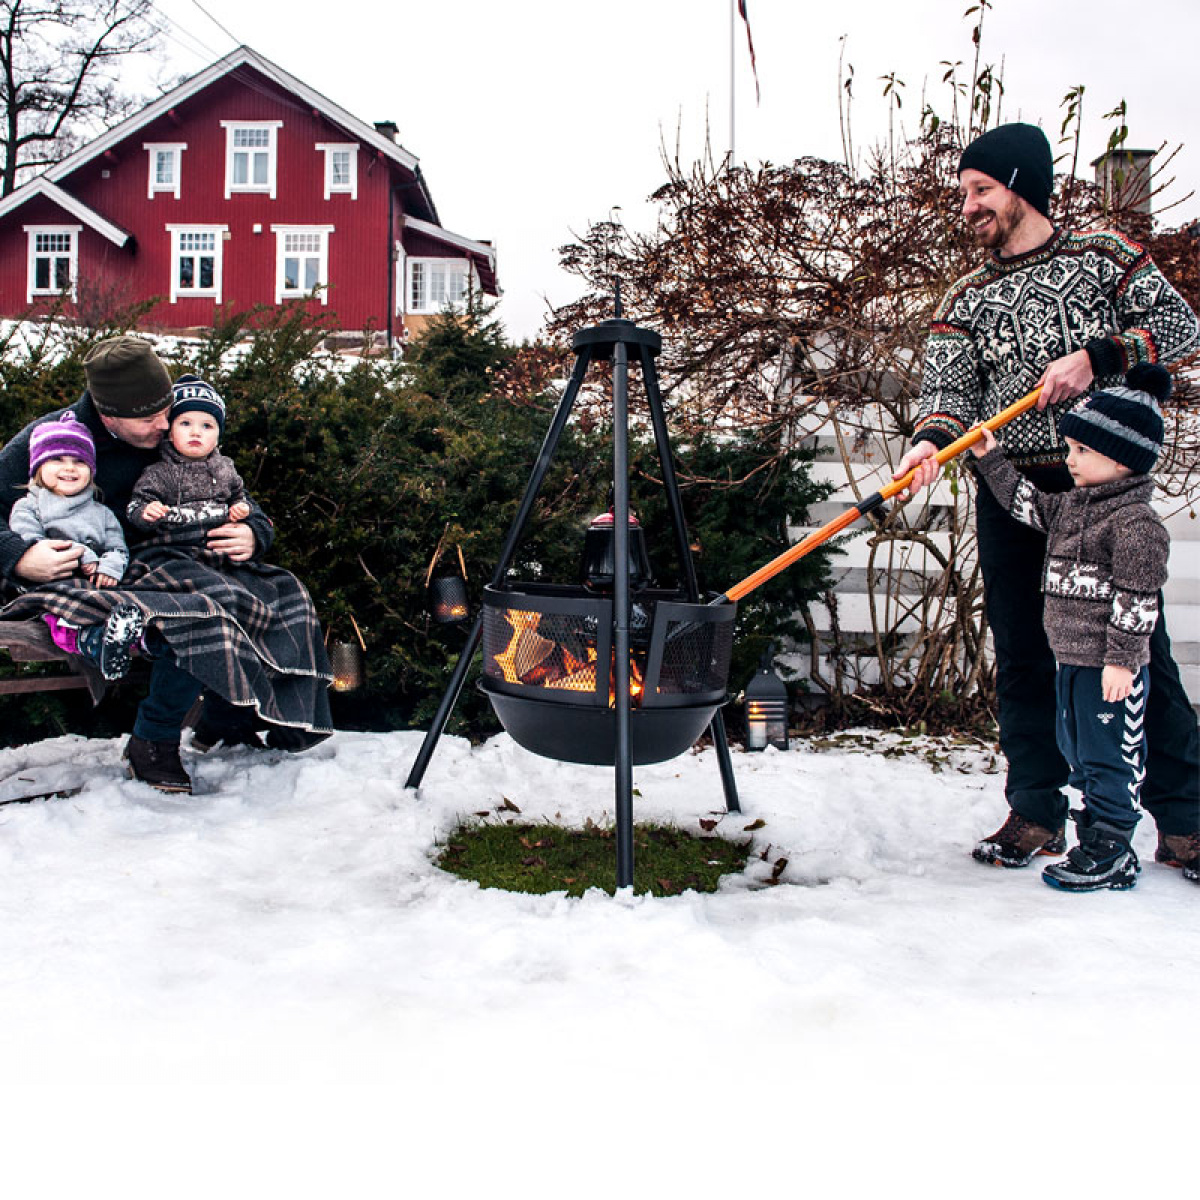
<box><xmin>744</xmin><ymin>649</ymin><xmax>788</xmax><ymax>751</ymax></box>
<box><xmin>426</xmin><ymin>534</ymin><xmax>471</xmax><ymax>626</ymax></box>
<box><xmin>330</xmin><ymin>614</ymin><xmax>367</xmax><ymax>693</ymax></box>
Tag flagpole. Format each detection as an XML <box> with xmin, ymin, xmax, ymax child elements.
<box><xmin>729</xmin><ymin>0</ymin><xmax>736</xmax><ymax>166</ymax></box>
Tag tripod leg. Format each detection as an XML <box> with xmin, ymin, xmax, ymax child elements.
<box><xmin>404</xmin><ymin>615</ymin><xmax>481</xmax><ymax>790</ymax></box>
<box><xmin>639</xmin><ymin>347</ymin><xmax>741</xmax><ymax>814</ymax></box>
<box><xmin>405</xmin><ymin>348</ymin><xmax>593</xmax><ymax>791</ymax></box>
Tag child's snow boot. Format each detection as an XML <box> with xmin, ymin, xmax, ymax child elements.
<box><xmin>973</xmin><ymin>811</ymin><xmax>1067</xmax><ymax>868</ymax></box>
<box><xmin>1155</xmin><ymin>830</ymin><xmax>1200</xmax><ymax>885</ymax></box>
<box><xmin>1043</xmin><ymin>810</ymin><xmax>1140</xmax><ymax>891</ymax></box>
<box><xmin>76</xmin><ymin>603</ymin><xmax>146</xmax><ymax>681</ymax></box>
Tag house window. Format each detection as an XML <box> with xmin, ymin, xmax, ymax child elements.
<box><xmin>272</xmin><ymin>225</ymin><xmax>333</xmax><ymax>303</ymax></box>
<box><xmin>25</xmin><ymin>225</ymin><xmax>80</xmax><ymax>301</ymax></box>
<box><xmin>408</xmin><ymin>259</ymin><xmax>471</xmax><ymax>313</ymax></box>
<box><xmin>167</xmin><ymin>225</ymin><xmax>227</xmax><ymax>302</ymax></box>
<box><xmin>144</xmin><ymin>142</ymin><xmax>186</xmax><ymax>199</ymax></box>
<box><xmin>221</xmin><ymin>121</ymin><xmax>282</xmax><ymax>198</ymax></box>
<box><xmin>316</xmin><ymin>143</ymin><xmax>358</xmax><ymax>200</ymax></box>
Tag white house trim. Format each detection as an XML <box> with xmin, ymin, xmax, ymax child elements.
<box><xmin>165</xmin><ymin>223</ymin><xmax>229</xmax><ymax>303</ymax></box>
<box><xmin>270</xmin><ymin>224</ymin><xmax>335</xmax><ymax>304</ymax></box>
<box><xmin>23</xmin><ymin>224</ymin><xmax>81</xmax><ymax>302</ymax></box>
<box><xmin>0</xmin><ymin>178</ymin><xmax>130</xmax><ymax>247</ymax></box>
<box><xmin>404</xmin><ymin>215</ymin><xmax>496</xmax><ymax>272</ymax></box>
<box><xmin>221</xmin><ymin>120</ymin><xmax>283</xmax><ymax>199</ymax></box>
<box><xmin>144</xmin><ymin>142</ymin><xmax>187</xmax><ymax>199</ymax></box>
<box><xmin>315</xmin><ymin>143</ymin><xmax>358</xmax><ymax>200</ymax></box>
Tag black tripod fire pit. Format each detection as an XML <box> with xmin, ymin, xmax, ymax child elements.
<box><xmin>405</xmin><ymin>316</ymin><xmax>741</xmax><ymax>889</ymax></box>
<box><xmin>480</xmin><ymin>582</ymin><xmax>735</xmax><ymax>765</ymax></box>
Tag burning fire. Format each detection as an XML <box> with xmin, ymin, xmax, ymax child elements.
<box><xmin>492</xmin><ymin>607</ymin><xmax>645</xmax><ymax>705</ymax></box>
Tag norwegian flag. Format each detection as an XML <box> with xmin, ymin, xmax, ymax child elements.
<box><xmin>738</xmin><ymin>1</ymin><xmax>760</xmax><ymax>102</ymax></box>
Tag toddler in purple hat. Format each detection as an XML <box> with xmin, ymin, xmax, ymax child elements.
<box><xmin>7</xmin><ymin>411</ymin><xmax>146</xmax><ymax>680</ymax></box>
<box><xmin>8</xmin><ymin>412</ymin><xmax>127</xmax><ymax>586</ymax></box>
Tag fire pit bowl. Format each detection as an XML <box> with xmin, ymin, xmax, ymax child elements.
<box><xmin>479</xmin><ymin>582</ymin><xmax>736</xmax><ymax>765</ymax></box>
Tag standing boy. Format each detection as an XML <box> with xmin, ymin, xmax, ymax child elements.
<box><xmin>970</xmin><ymin>365</ymin><xmax>1173</xmax><ymax>888</ymax></box>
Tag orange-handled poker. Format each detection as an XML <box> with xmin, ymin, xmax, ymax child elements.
<box><xmin>719</xmin><ymin>386</ymin><xmax>1044</xmax><ymax>605</ymax></box>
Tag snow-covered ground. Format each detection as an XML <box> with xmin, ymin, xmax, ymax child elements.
<box><xmin>1</xmin><ymin>727</ymin><xmax>1195</xmax><ymax>1196</ymax></box>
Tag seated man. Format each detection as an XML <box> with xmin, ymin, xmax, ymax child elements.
<box><xmin>1</xmin><ymin>335</ymin><xmax>332</xmax><ymax>793</ymax></box>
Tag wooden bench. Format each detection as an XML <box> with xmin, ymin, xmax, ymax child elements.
<box><xmin>0</xmin><ymin>619</ymin><xmax>105</xmax><ymax>703</ymax></box>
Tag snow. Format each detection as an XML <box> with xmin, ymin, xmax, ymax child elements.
<box><xmin>1</xmin><ymin>726</ymin><xmax>1195</xmax><ymax>1195</ymax></box>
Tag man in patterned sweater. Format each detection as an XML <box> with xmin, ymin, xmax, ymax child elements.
<box><xmin>893</xmin><ymin>121</ymin><xmax>1200</xmax><ymax>883</ymax></box>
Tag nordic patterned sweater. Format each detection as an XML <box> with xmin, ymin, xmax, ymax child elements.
<box><xmin>974</xmin><ymin>448</ymin><xmax>1168</xmax><ymax>671</ymax></box>
<box><xmin>915</xmin><ymin>228</ymin><xmax>1200</xmax><ymax>467</ymax></box>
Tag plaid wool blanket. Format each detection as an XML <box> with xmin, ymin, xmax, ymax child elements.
<box><xmin>3</xmin><ymin>527</ymin><xmax>333</xmax><ymax>735</ymax></box>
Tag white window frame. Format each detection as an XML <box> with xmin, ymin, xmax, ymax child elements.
<box><xmin>315</xmin><ymin>143</ymin><xmax>358</xmax><ymax>200</ymax></box>
<box><xmin>221</xmin><ymin>120</ymin><xmax>282</xmax><ymax>199</ymax></box>
<box><xmin>24</xmin><ymin>225</ymin><xmax>80</xmax><ymax>301</ymax></box>
<box><xmin>143</xmin><ymin>142</ymin><xmax>187</xmax><ymax>199</ymax></box>
<box><xmin>406</xmin><ymin>257</ymin><xmax>474</xmax><ymax>314</ymax></box>
<box><xmin>271</xmin><ymin>225</ymin><xmax>334</xmax><ymax>304</ymax></box>
<box><xmin>166</xmin><ymin>224</ymin><xmax>227</xmax><ymax>303</ymax></box>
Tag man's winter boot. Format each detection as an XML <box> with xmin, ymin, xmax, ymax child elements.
<box><xmin>1155</xmin><ymin>831</ymin><xmax>1200</xmax><ymax>885</ymax></box>
<box><xmin>77</xmin><ymin>603</ymin><xmax>146</xmax><ymax>681</ymax></box>
<box><xmin>124</xmin><ymin>734</ymin><xmax>192</xmax><ymax>794</ymax></box>
<box><xmin>1043</xmin><ymin>810</ymin><xmax>1139</xmax><ymax>891</ymax></box>
<box><xmin>973</xmin><ymin>811</ymin><xmax>1067</xmax><ymax>868</ymax></box>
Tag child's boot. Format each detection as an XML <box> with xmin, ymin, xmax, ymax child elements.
<box><xmin>1043</xmin><ymin>809</ymin><xmax>1140</xmax><ymax>891</ymax></box>
<box><xmin>76</xmin><ymin>603</ymin><xmax>146</xmax><ymax>681</ymax></box>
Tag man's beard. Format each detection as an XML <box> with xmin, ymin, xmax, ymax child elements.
<box><xmin>970</xmin><ymin>194</ymin><xmax>1026</xmax><ymax>252</ymax></box>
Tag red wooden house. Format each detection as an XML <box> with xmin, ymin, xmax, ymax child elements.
<box><xmin>0</xmin><ymin>45</ymin><xmax>499</xmax><ymax>348</ymax></box>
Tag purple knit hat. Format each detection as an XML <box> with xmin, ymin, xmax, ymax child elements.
<box><xmin>29</xmin><ymin>412</ymin><xmax>97</xmax><ymax>479</ymax></box>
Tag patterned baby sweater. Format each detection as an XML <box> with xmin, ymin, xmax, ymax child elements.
<box><xmin>916</xmin><ymin>228</ymin><xmax>1199</xmax><ymax>467</ymax></box>
<box><xmin>974</xmin><ymin>448</ymin><xmax>1168</xmax><ymax>671</ymax></box>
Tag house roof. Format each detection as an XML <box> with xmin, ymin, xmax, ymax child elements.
<box><xmin>405</xmin><ymin>216</ymin><xmax>500</xmax><ymax>295</ymax></box>
<box><xmin>0</xmin><ymin>178</ymin><xmax>133</xmax><ymax>247</ymax></box>
<box><xmin>40</xmin><ymin>44</ymin><xmax>441</xmax><ymax>225</ymax></box>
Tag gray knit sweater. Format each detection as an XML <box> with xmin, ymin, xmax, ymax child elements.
<box><xmin>126</xmin><ymin>443</ymin><xmax>247</xmax><ymax>533</ymax></box>
<box><xmin>974</xmin><ymin>449</ymin><xmax>1169</xmax><ymax>671</ymax></box>
<box><xmin>7</xmin><ymin>485</ymin><xmax>129</xmax><ymax>582</ymax></box>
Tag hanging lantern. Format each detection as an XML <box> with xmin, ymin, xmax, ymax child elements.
<box><xmin>331</xmin><ymin>615</ymin><xmax>367</xmax><ymax>693</ymax></box>
<box><xmin>426</xmin><ymin>535</ymin><xmax>471</xmax><ymax>625</ymax></box>
<box><xmin>744</xmin><ymin>652</ymin><xmax>788</xmax><ymax>751</ymax></box>
<box><xmin>580</xmin><ymin>507</ymin><xmax>653</xmax><ymax>591</ymax></box>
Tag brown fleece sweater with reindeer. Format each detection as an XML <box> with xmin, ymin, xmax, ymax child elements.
<box><xmin>974</xmin><ymin>448</ymin><xmax>1169</xmax><ymax>672</ymax></box>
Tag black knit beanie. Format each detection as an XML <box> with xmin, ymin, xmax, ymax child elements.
<box><xmin>958</xmin><ymin>122</ymin><xmax>1055</xmax><ymax>216</ymax></box>
<box><xmin>1058</xmin><ymin>363</ymin><xmax>1170</xmax><ymax>475</ymax></box>
<box><xmin>83</xmin><ymin>335</ymin><xmax>173</xmax><ymax>418</ymax></box>
<box><xmin>170</xmin><ymin>373</ymin><xmax>226</xmax><ymax>435</ymax></box>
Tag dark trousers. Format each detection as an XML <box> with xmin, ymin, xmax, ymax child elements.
<box><xmin>133</xmin><ymin>655</ymin><xmax>203</xmax><ymax>743</ymax></box>
<box><xmin>975</xmin><ymin>465</ymin><xmax>1199</xmax><ymax>836</ymax></box>
<box><xmin>1056</xmin><ymin>663</ymin><xmax>1148</xmax><ymax>830</ymax></box>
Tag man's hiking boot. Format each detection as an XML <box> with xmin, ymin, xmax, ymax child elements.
<box><xmin>973</xmin><ymin>812</ymin><xmax>1067</xmax><ymax>868</ymax></box>
<box><xmin>1043</xmin><ymin>811</ymin><xmax>1139</xmax><ymax>892</ymax></box>
<box><xmin>77</xmin><ymin>603</ymin><xmax>145</xmax><ymax>681</ymax></box>
<box><xmin>124</xmin><ymin>734</ymin><xmax>192</xmax><ymax>794</ymax></box>
<box><xmin>1156</xmin><ymin>830</ymin><xmax>1200</xmax><ymax>885</ymax></box>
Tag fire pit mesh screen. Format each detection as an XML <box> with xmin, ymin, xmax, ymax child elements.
<box><xmin>657</xmin><ymin>614</ymin><xmax>733</xmax><ymax>696</ymax></box>
<box><xmin>482</xmin><ymin>602</ymin><xmax>607</xmax><ymax>699</ymax></box>
<box><xmin>480</xmin><ymin>584</ymin><xmax>734</xmax><ymax>709</ymax></box>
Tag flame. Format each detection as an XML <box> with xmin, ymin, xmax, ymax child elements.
<box><xmin>491</xmin><ymin>607</ymin><xmax>644</xmax><ymax>705</ymax></box>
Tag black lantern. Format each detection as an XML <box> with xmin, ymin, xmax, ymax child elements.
<box><xmin>744</xmin><ymin>651</ymin><xmax>788</xmax><ymax>751</ymax></box>
<box><xmin>581</xmin><ymin>507</ymin><xmax>653</xmax><ymax>591</ymax></box>
<box><xmin>426</xmin><ymin>537</ymin><xmax>471</xmax><ymax>625</ymax></box>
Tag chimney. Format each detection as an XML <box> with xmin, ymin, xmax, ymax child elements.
<box><xmin>374</xmin><ymin>120</ymin><xmax>399</xmax><ymax>143</ymax></box>
<box><xmin>1091</xmin><ymin>147</ymin><xmax>1156</xmax><ymax>217</ymax></box>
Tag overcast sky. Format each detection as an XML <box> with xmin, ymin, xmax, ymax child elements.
<box><xmin>145</xmin><ymin>0</ymin><xmax>1199</xmax><ymax>340</ymax></box>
